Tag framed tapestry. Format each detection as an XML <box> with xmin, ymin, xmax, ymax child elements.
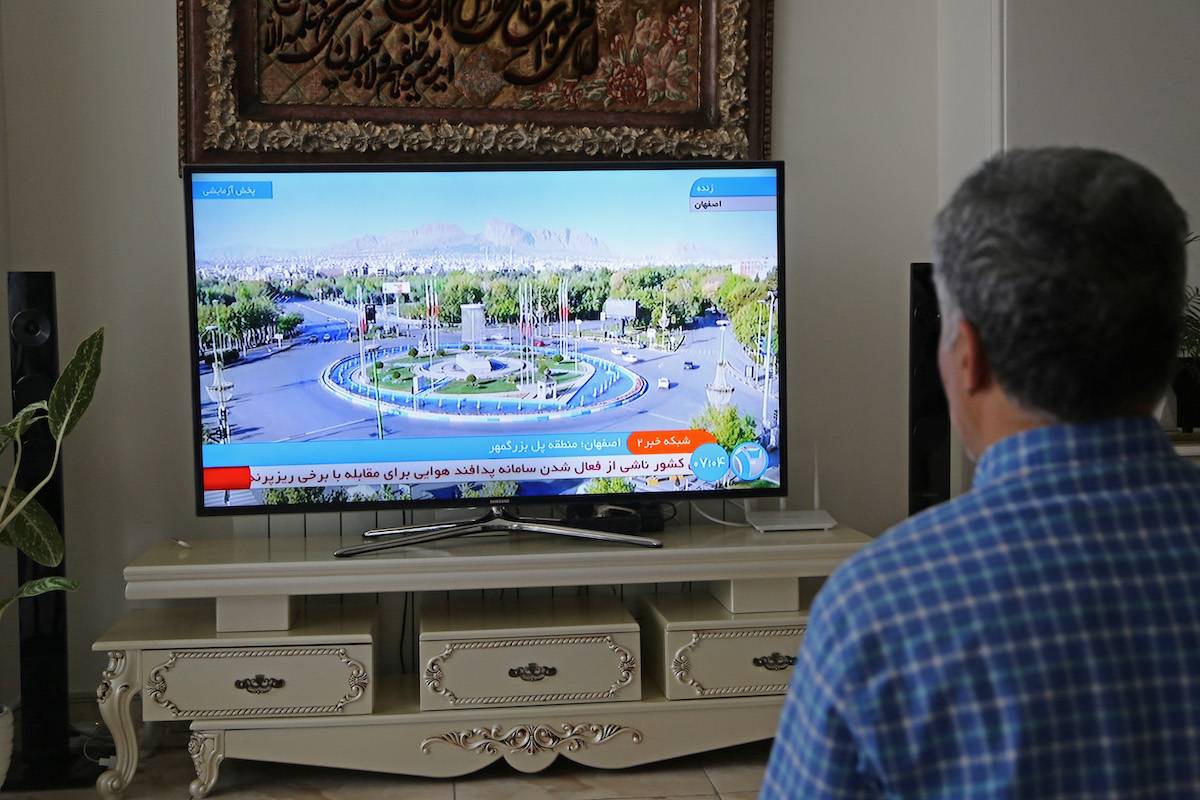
<box><xmin>178</xmin><ymin>0</ymin><xmax>773</xmax><ymax>165</ymax></box>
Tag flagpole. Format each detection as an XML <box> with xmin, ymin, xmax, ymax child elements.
<box><xmin>357</xmin><ymin>283</ymin><xmax>366</xmax><ymax>414</ymax></box>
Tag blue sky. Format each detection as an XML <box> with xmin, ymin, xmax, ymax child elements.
<box><xmin>190</xmin><ymin>167</ymin><xmax>779</xmax><ymax>261</ymax></box>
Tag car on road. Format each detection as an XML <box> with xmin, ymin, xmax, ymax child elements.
<box><xmin>657</xmin><ymin>377</ymin><xmax>670</xmax><ymax>390</ymax></box>
<box><xmin>622</xmin><ymin>353</ymin><xmax>639</xmax><ymax>364</ymax></box>
<box><xmin>308</xmin><ymin>335</ymin><xmax>318</xmax><ymax>343</ymax></box>
<box><xmin>533</xmin><ymin>339</ymin><xmax>546</xmax><ymax>347</ymax></box>
<box><xmin>322</xmin><ymin>333</ymin><xmax>332</xmax><ymax>342</ymax></box>
<box><xmin>611</xmin><ymin>347</ymin><xmax>624</xmax><ymax>355</ymax></box>
<box><xmin>682</xmin><ymin>360</ymin><xmax>697</xmax><ymax>370</ymax></box>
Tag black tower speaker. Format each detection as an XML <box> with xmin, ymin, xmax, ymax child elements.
<box><xmin>908</xmin><ymin>263</ymin><xmax>951</xmax><ymax>515</ymax></box>
<box><xmin>5</xmin><ymin>271</ymin><xmax>73</xmax><ymax>789</ymax></box>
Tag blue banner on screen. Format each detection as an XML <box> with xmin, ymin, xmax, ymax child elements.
<box><xmin>689</xmin><ymin>177</ymin><xmax>777</xmax><ymax>197</ymax></box>
<box><xmin>193</xmin><ymin>181</ymin><xmax>274</xmax><ymax>200</ymax></box>
<box><xmin>188</xmin><ymin>164</ymin><xmax>783</xmax><ymax>510</ymax></box>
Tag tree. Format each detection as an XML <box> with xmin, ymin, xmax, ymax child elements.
<box><xmin>572</xmin><ymin>268</ymin><xmax>612</xmax><ymax>318</ymax></box>
<box><xmin>466</xmin><ymin>374</ymin><xmax>477</xmax><ymax>384</ymax></box>
<box><xmin>408</xmin><ymin>347</ymin><xmax>419</xmax><ymax>358</ymax></box>
<box><xmin>263</xmin><ymin>487</ymin><xmax>349</xmax><ymax>505</ymax></box>
<box><xmin>609</xmin><ymin>267</ymin><xmax>695</xmax><ymax>325</ymax></box>
<box><xmin>663</xmin><ymin>275</ymin><xmax>703</xmax><ymax>325</ymax></box>
<box><xmin>689</xmin><ymin>404</ymin><xmax>759</xmax><ymax>451</ymax></box>
<box><xmin>197</xmin><ymin>290</ymin><xmax>280</xmax><ymax>348</ymax></box>
<box><xmin>731</xmin><ymin>302</ymin><xmax>776</xmax><ymax>356</ymax></box>
<box><xmin>459</xmin><ymin>480</ymin><xmax>519</xmax><ymax>499</ymax></box>
<box><xmin>303</xmin><ymin>277</ymin><xmax>335</xmax><ymax>299</ymax></box>
<box><xmin>716</xmin><ymin>274</ymin><xmax>767</xmax><ymax>317</ymax></box>
<box><xmin>196</xmin><ymin>279</ymin><xmax>236</xmax><ymax>306</ymax></box>
<box><xmin>276</xmin><ymin>313</ymin><xmax>303</xmax><ymax>337</ymax></box>
<box><xmin>369</xmin><ymin>484</ymin><xmax>410</xmax><ymax>502</ymax></box>
<box><xmin>585</xmin><ymin>476</ymin><xmax>635</xmax><ymax>494</ymax></box>
<box><xmin>486</xmin><ymin>278</ymin><xmax>519</xmax><ymax>322</ymax></box>
<box><xmin>437</xmin><ymin>272</ymin><xmax>484</xmax><ymax>323</ymax></box>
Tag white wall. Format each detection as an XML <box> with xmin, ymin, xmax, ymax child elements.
<box><xmin>0</xmin><ymin>0</ymin><xmax>942</xmax><ymax>698</ymax></box>
<box><xmin>778</xmin><ymin>0</ymin><xmax>939</xmax><ymax>528</ymax></box>
<box><xmin>1005</xmin><ymin>0</ymin><xmax>1200</xmax><ymax>283</ymax></box>
<box><xmin>0</xmin><ymin>2</ymin><xmax>229</xmax><ymax>699</ymax></box>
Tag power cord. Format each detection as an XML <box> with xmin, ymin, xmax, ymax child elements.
<box><xmin>690</xmin><ymin>499</ymin><xmax>752</xmax><ymax>527</ymax></box>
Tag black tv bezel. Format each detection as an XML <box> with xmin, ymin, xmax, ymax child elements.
<box><xmin>184</xmin><ymin>160</ymin><xmax>788</xmax><ymax>517</ymax></box>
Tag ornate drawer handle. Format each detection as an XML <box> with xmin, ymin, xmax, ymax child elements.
<box><xmin>234</xmin><ymin>674</ymin><xmax>286</xmax><ymax>694</ymax></box>
<box><xmin>752</xmin><ymin>652</ymin><xmax>796</xmax><ymax>671</ymax></box>
<box><xmin>508</xmin><ymin>663</ymin><xmax>558</xmax><ymax>682</ymax></box>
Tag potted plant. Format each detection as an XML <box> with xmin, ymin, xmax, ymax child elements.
<box><xmin>0</xmin><ymin>328</ymin><xmax>103</xmax><ymax>788</ymax></box>
<box><xmin>1175</xmin><ymin>284</ymin><xmax>1200</xmax><ymax>432</ymax></box>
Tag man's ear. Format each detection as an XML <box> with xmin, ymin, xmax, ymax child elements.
<box><xmin>957</xmin><ymin>319</ymin><xmax>992</xmax><ymax>395</ymax></box>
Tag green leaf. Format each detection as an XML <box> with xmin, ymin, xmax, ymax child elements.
<box><xmin>0</xmin><ymin>576</ymin><xmax>78</xmax><ymax>620</ymax></box>
<box><xmin>0</xmin><ymin>400</ymin><xmax>48</xmax><ymax>457</ymax></box>
<box><xmin>48</xmin><ymin>327</ymin><xmax>104</xmax><ymax>440</ymax></box>
<box><xmin>13</xmin><ymin>575</ymin><xmax>76</xmax><ymax>597</ymax></box>
<box><xmin>0</xmin><ymin>488</ymin><xmax>63</xmax><ymax>566</ymax></box>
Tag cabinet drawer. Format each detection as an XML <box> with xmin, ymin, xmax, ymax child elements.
<box><xmin>642</xmin><ymin>594</ymin><xmax>808</xmax><ymax>700</ymax></box>
<box><xmin>666</xmin><ymin>625</ymin><xmax>804</xmax><ymax>699</ymax></box>
<box><xmin>419</xmin><ymin>597</ymin><xmax>641</xmax><ymax>711</ymax></box>
<box><xmin>141</xmin><ymin>644</ymin><xmax>372</xmax><ymax>721</ymax></box>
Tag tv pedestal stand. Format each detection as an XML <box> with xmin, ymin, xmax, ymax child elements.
<box><xmin>333</xmin><ymin>505</ymin><xmax>662</xmax><ymax>558</ymax></box>
<box><xmin>92</xmin><ymin>523</ymin><xmax>871</xmax><ymax>798</ymax></box>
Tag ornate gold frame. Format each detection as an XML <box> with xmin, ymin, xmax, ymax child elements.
<box><xmin>178</xmin><ymin>0</ymin><xmax>773</xmax><ymax>166</ymax></box>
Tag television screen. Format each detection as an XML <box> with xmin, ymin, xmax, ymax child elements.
<box><xmin>186</xmin><ymin>163</ymin><xmax>785</xmax><ymax>514</ymax></box>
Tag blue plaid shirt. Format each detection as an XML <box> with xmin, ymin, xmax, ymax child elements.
<box><xmin>763</xmin><ymin>417</ymin><xmax>1200</xmax><ymax>799</ymax></box>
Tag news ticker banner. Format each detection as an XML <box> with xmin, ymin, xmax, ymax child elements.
<box><xmin>202</xmin><ymin>430</ymin><xmax>732</xmax><ymax>491</ymax></box>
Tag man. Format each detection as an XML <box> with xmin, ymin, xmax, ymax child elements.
<box><xmin>763</xmin><ymin>148</ymin><xmax>1199</xmax><ymax>798</ymax></box>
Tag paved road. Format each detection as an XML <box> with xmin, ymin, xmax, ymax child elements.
<box><xmin>200</xmin><ymin>301</ymin><xmax>779</xmax><ymax>446</ymax></box>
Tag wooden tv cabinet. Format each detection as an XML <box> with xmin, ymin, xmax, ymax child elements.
<box><xmin>93</xmin><ymin>523</ymin><xmax>870</xmax><ymax>798</ymax></box>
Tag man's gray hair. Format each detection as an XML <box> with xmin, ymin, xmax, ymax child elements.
<box><xmin>932</xmin><ymin>147</ymin><xmax>1188</xmax><ymax>421</ymax></box>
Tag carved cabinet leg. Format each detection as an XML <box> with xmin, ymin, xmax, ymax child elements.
<box><xmin>95</xmin><ymin>650</ymin><xmax>140</xmax><ymax>799</ymax></box>
<box><xmin>188</xmin><ymin>731</ymin><xmax>225</xmax><ymax>799</ymax></box>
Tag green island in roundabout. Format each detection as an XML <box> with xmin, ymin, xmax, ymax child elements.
<box><xmin>323</xmin><ymin>343</ymin><xmax>645</xmax><ymax>423</ymax></box>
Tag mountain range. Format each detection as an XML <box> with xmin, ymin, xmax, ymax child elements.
<box><xmin>199</xmin><ymin>218</ymin><xmax>614</xmax><ymax>263</ymax></box>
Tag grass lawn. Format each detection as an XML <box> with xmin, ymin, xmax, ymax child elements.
<box><xmin>534</xmin><ymin>356</ymin><xmax>586</xmax><ymax>386</ymax></box>
<box><xmin>370</xmin><ymin>365</ymin><xmax>415</xmax><ymax>392</ymax></box>
<box><xmin>439</xmin><ymin>378</ymin><xmax>520</xmax><ymax>395</ymax></box>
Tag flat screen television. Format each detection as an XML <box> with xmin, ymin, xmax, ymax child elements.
<box><xmin>185</xmin><ymin>162</ymin><xmax>786</xmax><ymax>524</ymax></box>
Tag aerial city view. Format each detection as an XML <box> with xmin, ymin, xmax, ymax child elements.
<box><xmin>190</xmin><ymin>168</ymin><xmax>781</xmax><ymax>508</ymax></box>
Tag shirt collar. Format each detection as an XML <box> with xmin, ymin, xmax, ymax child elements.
<box><xmin>972</xmin><ymin>416</ymin><xmax>1175</xmax><ymax>490</ymax></box>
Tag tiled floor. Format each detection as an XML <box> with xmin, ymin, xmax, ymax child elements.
<box><xmin>10</xmin><ymin>740</ymin><xmax>771</xmax><ymax>799</ymax></box>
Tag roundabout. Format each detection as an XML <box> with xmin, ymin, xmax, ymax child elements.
<box><xmin>321</xmin><ymin>343</ymin><xmax>648</xmax><ymax>424</ymax></box>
